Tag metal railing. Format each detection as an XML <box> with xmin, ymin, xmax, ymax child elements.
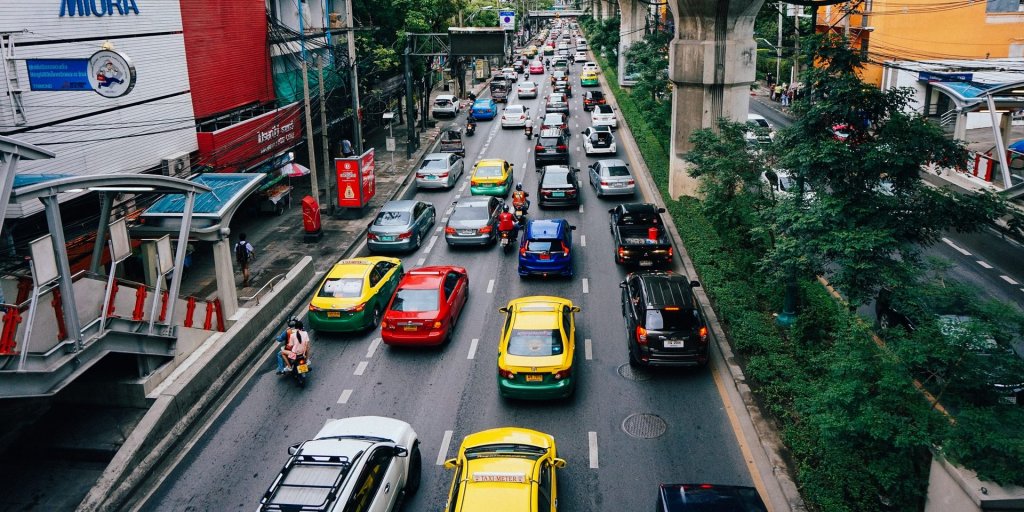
<box><xmin>239</xmin><ymin>273</ymin><xmax>287</xmax><ymax>305</ymax></box>
<box><xmin>939</xmin><ymin>108</ymin><xmax>958</xmax><ymax>127</ymax></box>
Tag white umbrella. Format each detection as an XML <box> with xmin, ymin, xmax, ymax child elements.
<box><xmin>280</xmin><ymin>162</ymin><xmax>310</xmax><ymax>177</ymax></box>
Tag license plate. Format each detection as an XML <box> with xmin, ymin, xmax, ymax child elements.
<box><xmin>297</xmin><ymin>364</ymin><xmax>310</xmax><ymax>374</ymax></box>
<box><xmin>427</xmin><ymin>175</ymin><xmax>437</xmax><ymax>180</ymax></box>
<box><xmin>459</xmin><ymin>230</ymin><xmax>475</xmax><ymax>236</ymax></box>
<box><xmin>552</xmin><ymin>191</ymin><xmax>565</xmax><ymax>197</ymax></box>
<box><xmin>612</xmin><ymin>182</ymin><xmax>625</xmax><ymax>187</ymax></box>
<box><xmin>664</xmin><ymin>339</ymin><xmax>685</xmax><ymax>348</ymax></box>
<box><xmin>379</xmin><ymin>235</ymin><xmax>395</xmax><ymax>242</ymax></box>
<box><xmin>639</xmin><ymin>260</ymin><xmax>653</xmax><ymax>267</ymax></box>
<box><xmin>403</xmin><ymin>325</ymin><xmax>418</xmax><ymax>331</ymax></box>
<box><xmin>327</xmin><ymin>312</ymin><xmax>341</xmax><ymax>318</ymax></box>
<box><xmin>525</xmin><ymin>374</ymin><xmax>543</xmax><ymax>382</ymax></box>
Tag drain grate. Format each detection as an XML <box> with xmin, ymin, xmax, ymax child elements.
<box><xmin>622</xmin><ymin>413</ymin><xmax>667</xmax><ymax>439</ymax></box>
<box><xmin>617</xmin><ymin>363</ymin><xmax>652</xmax><ymax>382</ymax></box>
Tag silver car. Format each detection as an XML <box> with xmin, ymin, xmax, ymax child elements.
<box><xmin>444</xmin><ymin>196</ymin><xmax>503</xmax><ymax>247</ymax></box>
<box><xmin>417</xmin><ymin>152</ymin><xmax>464</xmax><ymax>189</ymax></box>
<box><xmin>588</xmin><ymin>159</ymin><xmax>636</xmax><ymax>197</ymax></box>
<box><xmin>516</xmin><ymin>81</ymin><xmax>538</xmax><ymax>99</ymax></box>
<box><xmin>367</xmin><ymin>200</ymin><xmax>436</xmax><ymax>253</ymax></box>
<box><xmin>500</xmin><ymin>104</ymin><xmax>530</xmax><ymax>128</ymax></box>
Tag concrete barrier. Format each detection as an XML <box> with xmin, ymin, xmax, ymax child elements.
<box><xmin>77</xmin><ymin>256</ymin><xmax>314</xmax><ymax>512</ymax></box>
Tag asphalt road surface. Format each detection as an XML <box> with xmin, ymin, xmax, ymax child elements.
<box><xmin>146</xmin><ymin>63</ymin><xmax>754</xmax><ymax>510</ymax></box>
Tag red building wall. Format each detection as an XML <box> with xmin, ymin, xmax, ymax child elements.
<box><xmin>180</xmin><ymin>1</ymin><xmax>275</xmax><ymax>118</ymax></box>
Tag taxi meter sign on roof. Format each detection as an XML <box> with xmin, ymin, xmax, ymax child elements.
<box><xmin>472</xmin><ymin>472</ymin><xmax>527</xmax><ymax>483</ymax></box>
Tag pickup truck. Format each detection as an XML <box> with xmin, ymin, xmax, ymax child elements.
<box><xmin>490</xmin><ymin>79</ymin><xmax>509</xmax><ymax>103</ymax></box>
<box><xmin>609</xmin><ymin>203</ymin><xmax>673</xmax><ymax>267</ymax></box>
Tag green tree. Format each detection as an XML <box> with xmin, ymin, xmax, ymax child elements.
<box><xmin>624</xmin><ymin>30</ymin><xmax>670</xmax><ymax>103</ymax></box>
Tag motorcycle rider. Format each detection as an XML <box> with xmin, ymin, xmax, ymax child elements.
<box><xmin>281</xmin><ymin>319</ymin><xmax>310</xmax><ymax>372</ymax></box>
<box><xmin>466</xmin><ymin>112</ymin><xmax>477</xmax><ymax>135</ymax></box>
<box><xmin>524</xmin><ymin>116</ymin><xmax>534</xmax><ymax>138</ymax></box>
<box><xmin>274</xmin><ymin>318</ymin><xmax>299</xmax><ymax>375</ymax></box>
<box><xmin>511</xmin><ymin>183</ymin><xmax>530</xmax><ymax>215</ymax></box>
<box><xmin>498</xmin><ymin>204</ymin><xmax>519</xmax><ymax>240</ymax></box>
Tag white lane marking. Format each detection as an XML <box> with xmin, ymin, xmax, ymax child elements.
<box><xmin>354</xmin><ymin>361</ymin><xmax>368</xmax><ymax>376</ymax></box>
<box><xmin>580</xmin><ymin>235</ymin><xmax>586</xmax><ymax>247</ymax></box>
<box><xmin>582</xmin><ymin>278</ymin><xmax>589</xmax><ymax>294</ymax></box>
<box><xmin>468</xmin><ymin>338</ymin><xmax>479</xmax><ymax>359</ymax></box>
<box><xmin>578</xmin><ymin>205</ymin><xmax>583</xmax><ymax>213</ymax></box>
<box><xmin>337</xmin><ymin>389</ymin><xmax>353</xmax><ymax>404</ymax></box>
<box><xmin>437</xmin><ymin>430</ymin><xmax>454</xmax><ymax>465</ymax></box>
<box><xmin>977</xmin><ymin>260</ymin><xmax>993</xmax><ymax>269</ymax></box>
<box><xmin>366</xmin><ymin>337</ymin><xmax>382</xmax><ymax>358</ymax></box>
<box><xmin>454</xmin><ymin>194</ymin><xmax>461</xmax><ymax>199</ymax></box>
<box><xmin>459</xmin><ymin>182</ymin><xmax>468</xmax><ymax>192</ymax></box>
<box><xmin>588</xmin><ymin>431</ymin><xmax>599</xmax><ymax>469</ymax></box>
<box><xmin>441</xmin><ymin>217</ymin><xmax>449</xmax><ymax>223</ymax></box>
<box><xmin>424</xmin><ymin>235</ymin><xmax>439</xmax><ymax>254</ymax></box>
<box><xmin>435</xmin><ymin>226</ymin><xmax>442</xmax><ymax>233</ymax></box>
<box><xmin>417</xmin><ymin>257</ymin><xmax>426</xmax><ymax>266</ymax></box>
<box><xmin>487</xmin><ymin>279</ymin><xmax>495</xmax><ymax>293</ymax></box>
<box><xmin>584</xmin><ymin>338</ymin><xmax>592</xmax><ymax>360</ymax></box>
<box><xmin>941</xmin><ymin>237</ymin><xmax>972</xmax><ymax>256</ymax></box>
<box><xmin>1001</xmin><ymin>275</ymin><xmax>1020</xmax><ymax>285</ymax></box>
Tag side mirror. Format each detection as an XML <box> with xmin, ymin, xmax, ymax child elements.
<box><xmin>443</xmin><ymin>458</ymin><xmax>459</xmax><ymax>470</ymax></box>
<box><xmin>607</xmin><ymin>208</ymin><xmax>615</xmax><ymax>214</ymax></box>
<box><xmin>569</xmin><ymin>225</ymin><xmax>576</xmax><ymax>230</ymax></box>
<box><xmin>619</xmin><ymin>281</ymin><xmax>626</xmax><ymax>289</ymax></box>
<box><xmin>499</xmin><ymin>307</ymin><xmax>509</xmax><ymax>313</ymax></box>
<box><xmin>288</xmin><ymin>443</ymin><xmax>301</xmax><ymax>456</ymax></box>
<box><xmin>553</xmin><ymin>458</ymin><xmax>567</xmax><ymax>469</ymax></box>
<box><xmin>393</xmin><ymin>445</ymin><xmax>409</xmax><ymax>457</ymax></box>
<box><xmin>690</xmin><ymin>280</ymin><xmax>701</xmax><ymax>288</ymax></box>
<box><xmin>657</xmin><ymin>207</ymin><xmax>666</xmax><ymax>213</ymax></box>
<box><xmin>571</xmin><ymin>306</ymin><xmax>581</xmax><ymax>312</ymax></box>
<box><xmin>452</xmin><ymin>201</ymin><xmax>458</xmax><ymax>205</ymax></box>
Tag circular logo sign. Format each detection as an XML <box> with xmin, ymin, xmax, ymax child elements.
<box><xmin>88</xmin><ymin>49</ymin><xmax>136</xmax><ymax>98</ymax></box>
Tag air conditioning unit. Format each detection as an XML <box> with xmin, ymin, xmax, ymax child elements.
<box><xmin>160</xmin><ymin>153</ymin><xmax>191</xmax><ymax>176</ymax></box>
<box><xmin>329</xmin><ymin>12</ymin><xmax>343</xmax><ymax>29</ymax></box>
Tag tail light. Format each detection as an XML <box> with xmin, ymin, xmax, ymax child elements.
<box><xmin>416</xmin><ymin>173</ymin><xmax>426</xmax><ymax>178</ymax></box>
<box><xmin>499</xmin><ymin>368</ymin><xmax>515</xmax><ymax>379</ymax></box>
<box><xmin>433</xmin><ymin>321</ymin><xmax>443</xmax><ymax>329</ymax></box>
<box><xmin>342</xmin><ymin>303</ymin><xmax>367</xmax><ymax>312</ymax></box>
<box><xmin>519</xmin><ymin>242</ymin><xmax>528</xmax><ymax>256</ymax></box>
<box><xmin>535</xmin><ymin>144</ymin><xmax>544</xmax><ymax>152</ymax></box>
<box><xmin>479</xmin><ymin>225</ymin><xmax>493</xmax><ymax>234</ymax></box>
<box><xmin>627</xmin><ymin>179</ymin><xmax>635</xmax><ymax>185</ymax></box>
<box><xmin>699</xmin><ymin>326</ymin><xmax>709</xmax><ymax>343</ymax></box>
<box><xmin>438</xmin><ymin>172</ymin><xmax>449</xmax><ymax>178</ymax></box>
<box><xmin>635</xmin><ymin>326</ymin><xmax>648</xmax><ymax>345</ymax></box>
<box><xmin>560</xmin><ymin>241</ymin><xmax>569</xmax><ymax>257</ymax></box>
<box><xmin>557</xmin><ymin>144</ymin><xmax>567</xmax><ymax>151</ymax></box>
<box><xmin>618</xmin><ymin>247</ymin><xmax>626</xmax><ymax>259</ymax></box>
<box><xmin>667</xmin><ymin>247</ymin><xmax>674</xmax><ymax>259</ymax></box>
<box><xmin>381</xmin><ymin>321</ymin><xmax>391</xmax><ymax>330</ymax></box>
<box><xmin>397</xmin><ymin>231</ymin><xmax>413</xmax><ymax>240</ymax></box>
<box><xmin>541</xmin><ymin>190</ymin><xmax>552</xmax><ymax>197</ymax></box>
<box><xmin>471</xmin><ymin>179</ymin><xmax>480</xmax><ymax>186</ymax></box>
<box><xmin>367</xmin><ymin>232</ymin><xmax>378</xmax><ymax>240</ymax></box>
<box><xmin>445</xmin><ymin>227</ymin><xmax>456</xmax><ymax>235</ymax></box>
<box><xmin>566</xmin><ymin>189</ymin><xmax>576</xmax><ymax>196</ymax></box>
<box><xmin>600</xmin><ymin>180</ymin><xmax>610</xmax><ymax>186</ymax></box>
<box><xmin>309</xmin><ymin>304</ymin><xmax>323</xmax><ymax>311</ymax></box>
<box><xmin>554</xmin><ymin>368</ymin><xmax>572</xmax><ymax>380</ymax></box>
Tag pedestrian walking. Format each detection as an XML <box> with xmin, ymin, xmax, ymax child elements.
<box><xmin>774</xmin><ymin>83</ymin><xmax>784</xmax><ymax>102</ymax></box>
<box><xmin>781</xmin><ymin>85</ymin><xmax>791</xmax><ymax>107</ymax></box>
<box><xmin>341</xmin><ymin>139</ymin><xmax>355</xmax><ymax>157</ymax></box>
<box><xmin>235</xmin><ymin>233</ymin><xmax>255</xmax><ymax>287</ymax></box>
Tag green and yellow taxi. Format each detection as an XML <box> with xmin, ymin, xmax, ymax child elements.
<box><xmin>443</xmin><ymin>427</ymin><xmax>566</xmax><ymax>512</ymax></box>
<box><xmin>525</xmin><ymin>45</ymin><xmax>538</xmax><ymax>57</ymax></box>
<box><xmin>579</xmin><ymin>70</ymin><xmax>599</xmax><ymax>87</ymax></box>
<box><xmin>470</xmin><ymin>159</ymin><xmax>514</xmax><ymax>197</ymax></box>
<box><xmin>307</xmin><ymin>257</ymin><xmax>404</xmax><ymax>332</ymax></box>
<box><xmin>496</xmin><ymin>296</ymin><xmax>579</xmax><ymax>400</ymax></box>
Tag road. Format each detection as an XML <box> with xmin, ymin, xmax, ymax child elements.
<box><xmin>751</xmin><ymin>101</ymin><xmax>1024</xmax><ymax>312</ymax></box>
<box><xmin>146</xmin><ymin>63</ymin><xmax>754</xmax><ymax>510</ymax></box>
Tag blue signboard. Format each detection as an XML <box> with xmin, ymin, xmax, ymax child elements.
<box><xmin>27</xmin><ymin>59</ymin><xmax>92</xmax><ymax>91</ymax></box>
<box><xmin>918</xmin><ymin>71</ymin><xmax>973</xmax><ymax>83</ymax></box>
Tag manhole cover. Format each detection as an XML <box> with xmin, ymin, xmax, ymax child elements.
<box><xmin>622</xmin><ymin>413</ymin><xmax>667</xmax><ymax>439</ymax></box>
<box><xmin>617</xmin><ymin>363</ymin><xmax>651</xmax><ymax>381</ymax></box>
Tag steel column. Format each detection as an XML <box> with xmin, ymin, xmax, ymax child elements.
<box><xmin>163</xmin><ymin>191</ymin><xmax>194</xmax><ymax>334</ymax></box>
<box><xmin>89</xmin><ymin>192</ymin><xmax>114</xmax><ymax>274</ymax></box>
<box><xmin>41</xmin><ymin>195</ymin><xmax>82</xmax><ymax>350</ymax></box>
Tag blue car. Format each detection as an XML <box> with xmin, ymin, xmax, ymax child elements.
<box><xmin>470</xmin><ymin>99</ymin><xmax>498</xmax><ymax>120</ymax></box>
<box><xmin>518</xmin><ymin>219</ymin><xmax>576</xmax><ymax>278</ymax></box>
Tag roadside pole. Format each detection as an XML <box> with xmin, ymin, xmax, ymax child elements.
<box><xmin>318</xmin><ymin>57</ymin><xmax>333</xmax><ymax>213</ymax></box>
<box><xmin>301</xmin><ymin>59</ymin><xmax>320</xmax><ymax>205</ymax></box>
<box><xmin>345</xmin><ymin>0</ymin><xmax>363</xmax><ymax>155</ymax></box>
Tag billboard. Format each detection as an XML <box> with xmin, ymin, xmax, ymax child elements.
<box><xmin>26</xmin><ymin>59</ymin><xmax>91</xmax><ymax>91</ymax></box>
<box><xmin>449</xmin><ymin>28</ymin><xmax>507</xmax><ymax>56</ymax></box>
<box><xmin>336</xmin><ymin>149</ymin><xmax>376</xmax><ymax>208</ymax></box>
<box><xmin>195</xmin><ymin>102</ymin><xmax>302</xmax><ymax>172</ymax></box>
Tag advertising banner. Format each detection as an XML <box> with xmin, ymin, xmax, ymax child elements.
<box><xmin>196</xmin><ymin>102</ymin><xmax>302</xmax><ymax>173</ymax></box>
<box><xmin>336</xmin><ymin>148</ymin><xmax>376</xmax><ymax>208</ymax></box>
<box><xmin>26</xmin><ymin>59</ymin><xmax>91</xmax><ymax>91</ymax></box>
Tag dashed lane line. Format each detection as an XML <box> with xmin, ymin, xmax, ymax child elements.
<box><xmin>424</xmin><ymin>235</ymin><xmax>439</xmax><ymax>254</ymax></box>
<box><xmin>578</xmin><ymin>205</ymin><xmax>583</xmax><ymax>213</ymax></box>
<box><xmin>459</xmin><ymin>182</ymin><xmax>468</xmax><ymax>192</ymax></box>
<box><xmin>366</xmin><ymin>337</ymin><xmax>382</xmax><ymax>359</ymax></box>
<box><xmin>977</xmin><ymin>260</ymin><xmax>993</xmax><ymax>269</ymax></box>
<box><xmin>436</xmin><ymin>430</ymin><xmax>454</xmax><ymax>465</ymax></box>
<box><xmin>588</xmin><ymin>431</ymin><xmax>599</xmax><ymax>469</ymax></box>
<box><xmin>468</xmin><ymin>338</ymin><xmax>479</xmax><ymax>360</ymax></box>
<box><xmin>337</xmin><ymin>389</ymin><xmax>353</xmax><ymax>404</ymax></box>
<box><xmin>941</xmin><ymin>237</ymin><xmax>972</xmax><ymax>256</ymax></box>
<box><xmin>1001</xmin><ymin>275</ymin><xmax>1020</xmax><ymax>285</ymax></box>
<box><xmin>435</xmin><ymin>226</ymin><xmax>442</xmax><ymax>233</ymax></box>
<box><xmin>584</xmin><ymin>338</ymin><xmax>592</xmax><ymax>360</ymax></box>
<box><xmin>454</xmin><ymin>194</ymin><xmax>461</xmax><ymax>199</ymax></box>
<box><xmin>417</xmin><ymin>257</ymin><xmax>426</xmax><ymax>266</ymax></box>
<box><xmin>582</xmin><ymin>278</ymin><xmax>589</xmax><ymax>294</ymax></box>
<box><xmin>487</xmin><ymin>279</ymin><xmax>495</xmax><ymax>294</ymax></box>
<box><xmin>580</xmin><ymin>235</ymin><xmax>586</xmax><ymax>247</ymax></box>
<box><xmin>354</xmin><ymin>361</ymin><xmax>368</xmax><ymax>376</ymax></box>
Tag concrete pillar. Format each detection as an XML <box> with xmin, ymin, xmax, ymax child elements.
<box><xmin>665</xmin><ymin>0</ymin><xmax>763</xmax><ymax>198</ymax></box>
<box><xmin>141</xmin><ymin>240</ymin><xmax>159</xmax><ymax>287</ymax></box>
<box><xmin>619</xmin><ymin>0</ymin><xmax>645</xmax><ymax>47</ymax></box>
<box><xmin>212</xmin><ymin>239</ymin><xmax>238</xmax><ymax>319</ymax></box>
<box><xmin>603</xmin><ymin>0</ymin><xmax>617</xmax><ymax>19</ymax></box>
<box><xmin>953</xmin><ymin>110</ymin><xmax>967</xmax><ymax>141</ymax></box>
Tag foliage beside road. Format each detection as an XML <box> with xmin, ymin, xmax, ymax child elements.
<box><xmin>582</xmin><ymin>16</ymin><xmax>1024</xmax><ymax>512</ymax></box>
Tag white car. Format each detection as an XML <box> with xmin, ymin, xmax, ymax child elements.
<box><xmin>745</xmin><ymin>113</ymin><xmax>775</xmax><ymax>145</ymax></box>
<box><xmin>761</xmin><ymin>169</ymin><xmax>814</xmax><ymax>201</ymax></box>
<box><xmin>581</xmin><ymin>126</ymin><xmax>617</xmax><ymax>155</ymax></box>
<box><xmin>500</xmin><ymin>104</ymin><xmax>530</xmax><ymax>128</ymax></box>
<box><xmin>431</xmin><ymin>94</ymin><xmax>460</xmax><ymax>118</ymax></box>
<box><xmin>502</xmin><ymin>67</ymin><xmax>518</xmax><ymax>83</ymax></box>
<box><xmin>591</xmin><ymin>104</ymin><xmax>617</xmax><ymax>129</ymax></box>
<box><xmin>259</xmin><ymin>416</ymin><xmax>421</xmax><ymax>512</ymax></box>
<box><xmin>574</xmin><ymin>50</ymin><xmax>588</xmax><ymax>62</ymax></box>
<box><xmin>516</xmin><ymin>81</ymin><xmax>538</xmax><ymax>99</ymax></box>
<box><xmin>581</xmin><ymin>61</ymin><xmax>599</xmax><ymax>74</ymax></box>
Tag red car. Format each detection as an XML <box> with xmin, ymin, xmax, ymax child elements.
<box><xmin>381</xmin><ymin>266</ymin><xmax>469</xmax><ymax>346</ymax></box>
<box><xmin>528</xmin><ymin>60</ymin><xmax>544</xmax><ymax>75</ymax></box>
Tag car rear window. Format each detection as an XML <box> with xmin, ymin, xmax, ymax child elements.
<box><xmin>318</xmin><ymin>277</ymin><xmax>363</xmax><ymax>298</ymax></box>
<box><xmin>542</xmin><ymin>171</ymin><xmax>571</xmax><ymax>186</ymax></box>
<box><xmin>475</xmin><ymin>165</ymin><xmax>502</xmax><ymax>178</ymax></box>
<box><xmin>450</xmin><ymin>205</ymin><xmax>489</xmax><ymax>222</ymax></box>
<box><xmin>590</xmin><ymin>91</ymin><xmax>604</xmax><ymax>99</ymax></box>
<box><xmin>538</xmin><ymin>136</ymin><xmax>560</xmax><ymax>148</ymax></box>
<box><xmin>374</xmin><ymin>210</ymin><xmax>411</xmax><ymax>226</ymax></box>
<box><xmin>434</xmin><ymin>99</ymin><xmax>452</xmax><ymax>107</ymax></box>
<box><xmin>646</xmin><ymin>307</ymin><xmax>701</xmax><ymax>331</ymax></box>
<box><xmin>605</xmin><ymin>165</ymin><xmax>630</xmax><ymax>177</ymax></box>
<box><xmin>596</xmin><ymin>105</ymin><xmax>612</xmax><ymax>114</ymax></box>
<box><xmin>420</xmin><ymin>159</ymin><xmax>447</xmax><ymax>170</ymax></box>
<box><xmin>508</xmin><ymin>329</ymin><xmax>563</xmax><ymax>356</ymax></box>
<box><xmin>390</xmin><ymin>288</ymin><xmax>439</xmax><ymax>312</ymax></box>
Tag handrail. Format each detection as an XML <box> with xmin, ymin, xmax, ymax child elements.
<box><xmin>239</xmin><ymin>274</ymin><xmax>287</xmax><ymax>305</ymax></box>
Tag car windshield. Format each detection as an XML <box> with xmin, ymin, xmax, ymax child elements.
<box><xmin>451</xmin><ymin>205</ymin><xmax>489</xmax><ymax>222</ymax></box>
<box><xmin>505</xmin><ymin>105</ymin><xmax>525</xmax><ymax>114</ymax></box>
<box><xmin>318</xmin><ymin>277</ymin><xmax>363</xmax><ymax>298</ymax></box>
<box><xmin>604</xmin><ymin>165</ymin><xmax>630</xmax><ymax>177</ymax></box>
<box><xmin>646</xmin><ymin>308</ymin><xmax>701</xmax><ymax>331</ymax></box>
<box><xmin>374</xmin><ymin>210</ymin><xmax>411</xmax><ymax>226</ymax></box>
<box><xmin>542</xmin><ymin>171</ymin><xmax>571</xmax><ymax>186</ymax></box>
<box><xmin>507</xmin><ymin>328</ymin><xmax>563</xmax><ymax>356</ymax></box>
<box><xmin>589</xmin><ymin>92</ymin><xmax>603</xmax><ymax>99</ymax></box>
<box><xmin>420</xmin><ymin>159</ymin><xmax>447</xmax><ymax>170</ymax></box>
<box><xmin>473</xmin><ymin>101</ymin><xmax>490</xmax><ymax>108</ymax></box>
<box><xmin>475</xmin><ymin>165</ymin><xmax>503</xmax><ymax>178</ymax></box>
<box><xmin>390</xmin><ymin>288</ymin><xmax>439</xmax><ymax>312</ymax></box>
<box><xmin>464</xmin><ymin>443</ymin><xmax>546</xmax><ymax>460</ymax></box>
<box><xmin>596</xmin><ymin>105</ymin><xmax>612</xmax><ymax>114</ymax></box>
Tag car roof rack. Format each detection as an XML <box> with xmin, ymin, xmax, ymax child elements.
<box><xmin>259</xmin><ymin>453</ymin><xmax>354</xmax><ymax>511</ymax></box>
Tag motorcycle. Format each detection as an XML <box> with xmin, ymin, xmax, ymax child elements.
<box><xmin>466</xmin><ymin>120</ymin><xmax>476</xmax><ymax>136</ymax></box>
<box><xmin>524</xmin><ymin>125</ymin><xmax>533</xmax><ymax>139</ymax></box>
<box><xmin>499</xmin><ymin>229</ymin><xmax>516</xmax><ymax>254</ymax></box>
<box><xmin>288</xmin><ymin>354</ymin><xmax>309</xmax><ymax>388</ymax></box>
<box><xmin>512</xmin><ymin>205</ymin><xmax>527</xmax><ymax>224</ymax></box>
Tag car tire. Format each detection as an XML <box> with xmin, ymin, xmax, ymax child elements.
<box><xmin>405</xmin><ymin>444</ymin><xmax>422</xmax><ymax>496</ymax></box>
<box><xmin>368</xmin><ymin>305</ymin><xmax>382</xmax><ymax>331</ymax></box>
<box><xmin>413</xmin><ymin>232</ymin><xmax>422</xmax><ymax>250</ymax></box>
<box><xmin>878</xmin><ymin>313</ymin><xmax>892</xmax><ymax>330</ymax></box>
<box><xmin>628</xmin><ymin>348</ymin><xmax>641</xmax><ymax>368</ymax></box>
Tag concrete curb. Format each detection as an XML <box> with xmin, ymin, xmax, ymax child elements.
<box><xmin>597</xmin><ymin>71</ymin><xmax>806</xmax><ymax>512</ymax></box>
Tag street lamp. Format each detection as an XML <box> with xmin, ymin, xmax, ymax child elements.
<box><xmin>756</xmin><ymin>37</ymin><xmax>781</xmax><ymax>87</ymax></box>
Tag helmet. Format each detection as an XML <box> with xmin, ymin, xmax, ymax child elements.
<box><xmin>288</xmin><ymin>317</ymin><xmax>303</xmax><ymax>330</ymax></box>
<box><xmin>515</xmin><ymin>183</ymin><xmax>523</xmax><ymax>191</ymax></box>
<box><xmin>503</xmin><ymin>204</ymin><xmax>509</xmax><ymax>212</ymax></box>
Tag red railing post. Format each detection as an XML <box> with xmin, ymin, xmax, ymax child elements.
<box><xmin>203</xmin><ymin>301</ymin><xmax>214</xmax><ymax>330</ymax></box>
<box><xmin>51</xmin><ymin>288</ymin><xmax>68</xmax><ymax>341</ymax></box>
<box><xmin>213</xmin><ymin>299</ymin><xmax>225</xmax><ymax>332</ymax></box>
<box><xmin>158</xmin><ymin>290</ymin><xmax>169</xmax><ymax>322</ymax></box>
<box><xmin>106</xmin><ymin>280</ymin><xmax>119</xmax><ymax>317</ymax></box>
<box><xmin>0</xmin><ymin>307</ymin><xmax>23</xmax><ymax>355</ymax></box>
<box><xmin>184</xmin><ymin>297</ymin><xmax>197</xmax><ymax>328</ymax></box>
<box><xmin>132</xmin><ymin>286</ymin><xmax>147</xmax><ymax>321</ymax></box>
<box><xmin>16</xmin><ymin>277</ymin><xmax>32</xmax><ymax>304</ymax></box>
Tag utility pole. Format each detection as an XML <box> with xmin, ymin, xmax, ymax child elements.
<box><xmin>776</xmin><ymin>7</ymin><xmax>782</xmax><ymax>86</ymax></box>
<box><xmin>791</xmin><ymin>3</ymin><xmax>801</xmax><ymax>86</ymax></box>
<box><xmin>299</xmin><ymin>10</ymin><xmax>320</xmax><ymax>205</ymax></box>
<box><xmin>405</xmin><ymin>37</ymin><xmax>417</xmax><ymax>159</ymax></box>
<box><xmin>318</xmin><ymin>56</ymin><xmax>332</xmax><ymax>213</ymax></box>
<box><xmin>345</xmin><ymin>0</ymin><xmax>363</xmax><ymax>154</ymax></box>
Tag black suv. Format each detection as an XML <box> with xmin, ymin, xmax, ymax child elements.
<box><xmin>534</xmin><ymin>128</ymin><xmax>570</xmax><ymax>167</ymax></box>
<box><xmin>582</xmin><ymin>90</ymin><xmax>605</xmax><ymax>111</ymax></box>
<box><xmin>621</xmin><ymin>271</ymin><xmax>708</xmax><ymax>368</ymax></box>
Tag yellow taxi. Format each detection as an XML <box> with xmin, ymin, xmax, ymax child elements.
<box><xmin>443</xmin><ymin>427</ymin><xmax>566</xmax><ymax>512</ymax></box>
<box><xmin>580</xmin><ymin>70</ymin><xmax>599</xmax><ymax>87</ymax></box>
<box><xmin>497</xmin><ymin>296</ymin><xmax>579</xmax><ymax>400</ymax></box>
<box><xmin>307</xmin><ymin>257</ymin><xmax>404</xmax><ymax>332</ymax></box>
<box><xmin>470</xmin><ymin>158</ymin><xmax>514</xmax><ymax>197</ymax></box>
<box><xmin>525</xmin><ymin>45</ymin><xmax>538</xmax><ymax>57</ymax></box>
